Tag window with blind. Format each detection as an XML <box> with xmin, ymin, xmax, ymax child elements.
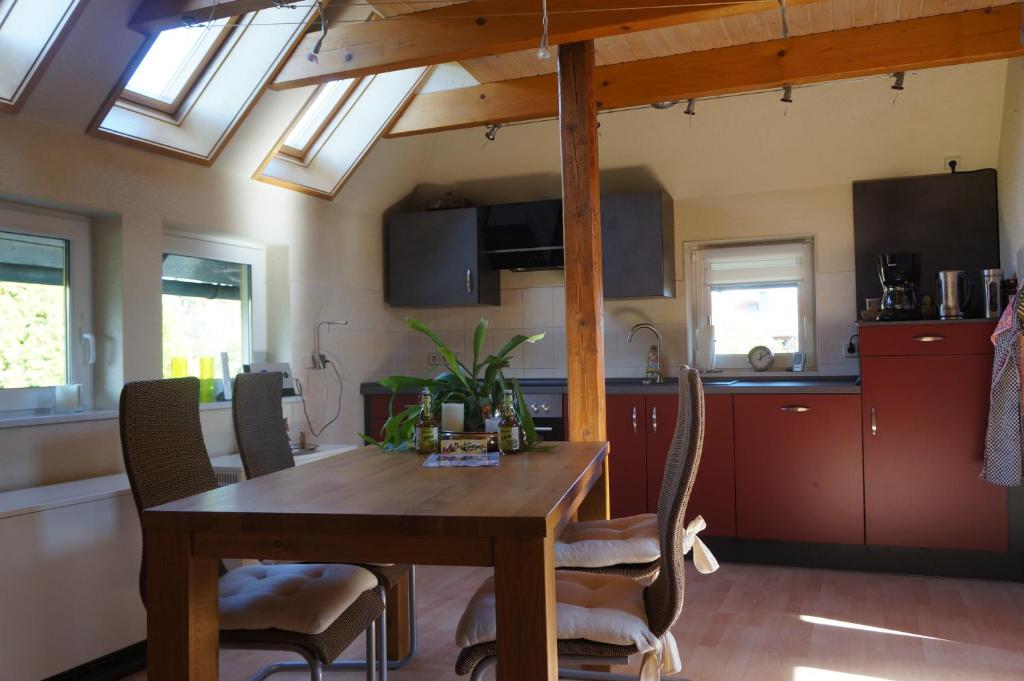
<box><xmin>690</xmin><ymin>240</ymin><xmax>815</xmax><ymax>370</ymax></box>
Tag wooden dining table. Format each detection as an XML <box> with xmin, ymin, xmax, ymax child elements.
<box><xmin>141</xmin><ymin>440</ymin><xmax>610</xmax><ymax>680</ymax></box>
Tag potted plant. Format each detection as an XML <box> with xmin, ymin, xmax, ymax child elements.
<box><xmin>361</xmin><ymin>317</ymin><xmax>545</xmax><ymax>451</ymax></box>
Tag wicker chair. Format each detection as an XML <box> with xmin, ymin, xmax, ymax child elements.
<box><xmin>454</xmin><ymin>366</ymin><xmax>707</xmax><ymax>681</ymax></box>
<box><xmin>120</xmin><ymin>377</ymin><xmax>384</xmax><ymax>681</ymax></box>
<box><xmin>554</xmin><ymin>367</ymin><xmax>713</xmax><ymax>582</ymax></box>
<box><xmin>232</xmin><ymin>371</ymin><xmax>417</xmax><ymax>676</ymax></box>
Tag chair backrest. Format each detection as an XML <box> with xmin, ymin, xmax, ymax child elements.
<box><xmin>643</xmin><ymin>365</ymin><xmax>705</xmax><ymax>638</ymax></box>
<box><xmin>119</xmin><ymin>377</ymin><xmax>222</xmax><ymax>602</ymax></box>
<box><xmin>232</xmin><ymin>371</ymin><xmax>295</xmax><ymax>479</ymax></box>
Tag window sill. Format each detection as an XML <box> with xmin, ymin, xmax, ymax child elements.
<box><xmin>0</xmin><ymin>396</ymin><xmax>301</xmax><ymax>429</ymax></box>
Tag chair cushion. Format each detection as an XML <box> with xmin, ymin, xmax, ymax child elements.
<box><xmin>219</xmin><ymin>563</ymin><xmax>377</xmax><ymax>635</ymax></box>
<box><xmin>555</xmin><ymin>513</ymin><xmax>660</xmax><ymax>568</ymax></box>
<box><xmin>456</xmin><ymin>570</ymin><xmax>659</xmax><ymax>652</ymax></box>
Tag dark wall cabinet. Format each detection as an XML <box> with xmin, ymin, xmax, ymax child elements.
<box><xmin>387</xmin><ymin>207</ymin><xmax>499</xmax><ymax>308</ymax></box>
<box><xmin>386</xmin><ymin>192</ymin><xmax>674</xmax><ymax>307</ymax></box>
<box><xmin>601</xmin><ymin>192</ymin><xmax>675</xmax><ymax>299</ymax></box>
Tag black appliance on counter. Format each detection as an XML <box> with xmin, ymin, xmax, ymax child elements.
<box><xmin>877</xmin><ymin>253</ymin><xmax>923</xmax><ymax>321</ymax></box>
<box><xmin>853</xmin><ymin>169</ymin><xmax>1000</xmax><ymax>319</ymax></box>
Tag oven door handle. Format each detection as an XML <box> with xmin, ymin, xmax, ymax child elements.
<box><xmin>533</xmin><ymin>426</ymin><xmax>554</xmax><ymax>432</ymax></box>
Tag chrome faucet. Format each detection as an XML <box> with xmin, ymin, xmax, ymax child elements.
<box><xmin>626</xmin><ymin>323</ymin><xmax>663</xmax><ymax>384</ymax></box>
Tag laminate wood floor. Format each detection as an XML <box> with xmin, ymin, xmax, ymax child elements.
<box><xmin>120</xmin><ymin>562</ymin><xmax>1024</xmax><ymax>681</ymax></box>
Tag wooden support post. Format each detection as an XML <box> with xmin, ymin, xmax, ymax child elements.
<box><xmin>559</xmin><ymin>40</ymin><xmax>609</xmax><ymax>521</ymax></box>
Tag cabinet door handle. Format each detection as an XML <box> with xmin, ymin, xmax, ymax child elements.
<box><xmin>465</xmin><ymin>269</ymin><xmax>473</xmax><ymax>294</ymax></box>
<box><xmin>870</xmin><ymin>407</ymin><xmax>878</xmax><ymax>436</ymax></box>
<box><xmin>631</xmin><ymin>406</ymin><xmax>638</xmax><ymax>434</ymax></box>
<box><xmin>912</xmin><ymin>334</ymin><xmax>944</xmax><ymax>342</ymax></box>
<box><xmin>652</xmin><ymin>406</ymin><xmax>658</xmax><ymax>433</ymax></box>
<box><xmin>780</xmin><ymin>405</ymin><xmax>811</xmax><ymax>413</ymax></box>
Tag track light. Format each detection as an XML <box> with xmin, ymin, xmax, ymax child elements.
<box><xmin>684</xmin><ymin>99</ymin><xmax>696</xmax><ymax>116</ymax></box>
<box><xmin>485</xmin><ymin>124</ymin><xmax>503</xmax><ymax>141</ymax></box>
<box><xmin>779</xmin><ymin>0</ymin><xmax>790</xmax><ymax>38</ymax></box>
<box><xmin>537</xmin><ymin>0</ymin><xmax>551</xmax><ymax>59</ymax></box>
<box><xmin>306</xmin><ymin>1</ymin><xmax>328</xmax><ymax>64</ymax></box>
<box><xmin>891</xmin><ymin>71</ymin><xmax>906</xmax><ymax>91</ymax></box>
<box><xmin>781</xmin><ymin>85</ymin><xmax>793</xmax><ymax>103</ymax></box>
<box><xmin>652</xmin><ymin>101</ymin><xmax>679</xmax><ymax>110</ymax></box>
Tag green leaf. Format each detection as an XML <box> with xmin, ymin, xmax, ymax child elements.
<box><xmin>511</xmin><ymin>378</ymin><xmax>538</xmax><ymax>446</ymax></box>
<box><xmin>405</xmin><ymin>316</ymin><xmax>449</xmax><ymax>349</ymax></box>
<box><xmin>495</xmin><ymin>332</ymin><xmax>545</xmax><ymax>360</ymax></box>
<box><xmin>471</xmin><ymin>318</ymin><xmax>489</xmax><ymax>378</ymax></box>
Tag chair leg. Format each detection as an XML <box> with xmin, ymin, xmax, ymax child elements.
<box><xmin>376</xmin><ymin>585</ymin><xmax>388</xmax><ymax>681</ymax></box>
<box><xmin>366</xmin><ymin>619</ymin><xmax>378</xmax><ymax>681</ymax></box>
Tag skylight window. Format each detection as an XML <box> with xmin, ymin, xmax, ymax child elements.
<box><xmin>124</xmin><ymin>18</ymin><xmax>232</xmax><ymax>113</ymax></box>
<box><xmin>280</xmin><ymin>79</ymin><xmax>356</xmax><ymax>159</ymax></box>
<box><xmin>0</xmin><ymin>0</ymin><xmax>84</xmax><ymax>112</ymax></box>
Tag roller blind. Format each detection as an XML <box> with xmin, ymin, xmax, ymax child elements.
<box><xmin>698</xmin><ymin>241</ymin><xmax>811</xmax><ymax>287</ymax></box>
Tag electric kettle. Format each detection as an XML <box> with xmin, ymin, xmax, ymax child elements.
<box><xmin>936</xmin><ymin>270</ymin><xmax>972</xmax><ymax>319</ymax></box>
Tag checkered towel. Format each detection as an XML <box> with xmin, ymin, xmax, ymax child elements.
<box><xmin>982</xmin><ymin>298</ymin><xmax>1024</xmax><ymax>486</ymax></box>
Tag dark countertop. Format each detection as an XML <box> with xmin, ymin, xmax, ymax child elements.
<box><xmin>360</xmin><ymin>375</ymin><xmax>861</xmax><ymax>396</ymax></box>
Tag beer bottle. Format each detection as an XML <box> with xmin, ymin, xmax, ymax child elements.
<box><xmin>415</xmin><ymin>389</ymin><xmax>439</xmax><ymax>454</ymax></box>
<box><xmin>498</xmin><ymin>389</ymin><xmax>523</xmax><ymax>454</ymax></box>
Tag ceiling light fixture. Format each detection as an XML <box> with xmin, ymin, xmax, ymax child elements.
<box><xmin>891</xmin><ymin>71</ymin><xmax>906</xmax><ymax>91</ymax></box>
<box><xmin>537</xmin><ymin>0</ymin><xmax>551</xmax><ymax>60</ymax></box>
<box><xmin>781</xmin><ymin>85</ymin><xmax>793</xmax><ymax>103</ymax></box>
<box><xmin>779</xmin><ymin>0</ymin><xmax>790</xmax><ymax>38</ymax></box>
<box><xmin>651</xmin><ymin>101</ymin><xmax>679</xmax><ymax>110</ymax></box>
<box><xmin>485</xmin><ymin>123</ymin><xmax>503</xmax><ymax>141</ymax></box>
<box><xmin>684</xmin><ymin>99</ymin><xmax>696</xmax><ymax>116</ymax></box>
<box><xmin>307</xmin><ymin>1</ymin><xmax>328</xmax><ymax>64</ymax></box>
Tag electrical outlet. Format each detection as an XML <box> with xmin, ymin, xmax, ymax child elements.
<box><xmin>943</xmin><ymin>155</ymin><xmax>962</xmax><ymax>172</ymax></box>
<box><xmin>842</xmin><ymin>338</ymin><xmax>859</xmax><ymax>358</ymax></box>
<box><xmin>428</xmin><ymin>352</ymin><xmax>444</xmax><ymax>366</ymax></box>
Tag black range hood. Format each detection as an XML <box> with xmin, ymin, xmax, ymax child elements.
<box><xmin>480</xmin><ymin>199</ymin><xmax>564</xmax><ymax>271</ymax></box>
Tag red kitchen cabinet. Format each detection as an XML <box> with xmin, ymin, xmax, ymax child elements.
<box><xmin>861</xmin><ymin>350</ymin><xmax>1007</xmax><ymax>552</ymax></box>
<box><xmin>646</xmin><ymin>394</ymin><xmax>737</xmax><ymax>536</ymax></box>
<box><xmin>735</xmin><ymin>394</ymin><xmax>864</xmax><ymax>545</ymax></box>
<box><xmin>685</xmin><ymin>395</ymin><xmax>736</xmax><ymax>536</ymax></box>
<box><xmin>606</xmin><ymin>395</ymin><xmax>649</xmax><ymax>519</ymax></box>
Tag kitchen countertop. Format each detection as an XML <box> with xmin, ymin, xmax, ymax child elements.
<box><xmin>360</xmin><ymin>375</ymin><xmax>861</xmax><ymax>395</ymax></box>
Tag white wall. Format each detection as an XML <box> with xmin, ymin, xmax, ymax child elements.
<box><xmin>998</xmin><ymin>58</ymin><xmax>1024</xmax><ymax>277</ymax></box>
<box><xmin>0</xmin><ymin>0</ymin><xmax>433</xmax><ymax>493</ymax></box>
<box><xmin>388</xmin><ymin>60</ymin><xmax>1008</xmax><ymax>379</ymax></box>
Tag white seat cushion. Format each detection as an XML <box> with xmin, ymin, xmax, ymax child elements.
<box><xmin>456</xmin><ymin>570</ymin><xmax>655</xmax><ymax>650</ymax></box>
<box><xmin>555</xmin><ymin>513</ymin><xmax>660</xmax><ymax>568</ymax></box>
<box><xmin>219</xmin><ymin>563</ymin><xmax>378</xmax><ymax>635</ymax></box>
<box><xmin>455</xmin><ymin>570</ymin><xmax>681</xmax><ymax>678</ymax></box>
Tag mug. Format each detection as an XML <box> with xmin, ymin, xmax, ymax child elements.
<box><xmin>55</xmin><ymin>384</ymin><xmax>82</xmax><ymax>413</ymax></box>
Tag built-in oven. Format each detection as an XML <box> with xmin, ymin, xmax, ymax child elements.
<box><xmin>522</xmin><ymin>393</ymin><xmax>565</xmax><ymax>441</ymax></box>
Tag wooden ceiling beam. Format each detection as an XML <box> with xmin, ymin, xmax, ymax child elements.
<box><xmin>129</xmin><ymin>0</ymin><xmax>278</xmax><ymax>34</ymax></box>
<box><xmin>387</xmin><ymin>4</ymin><xmax>1024</xmax><ymax>137</ymax></box>
<box><xmin>270</xmin><ymin>0</ymin><xmax>825</xmax><ymax>90</ymax></box>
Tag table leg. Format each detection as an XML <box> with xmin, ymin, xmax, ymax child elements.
<box><xmin>145</xmin><ymin>529</ymin><xmax>220</xmax><ymax>681</ymax></box>
<box><xmin>386</xmin><ymin>570</ymin><xmax>412</xmax><ymax>661</ymax></box>
<box><xmin>494</xmin><ymin>536</ymin><xmax>557</xmax><ymax>680</ymax></box>
<box><xmin>577</xmin><ymin>457</ymin><xmax>610</xmax><ymax>521</ymax></box>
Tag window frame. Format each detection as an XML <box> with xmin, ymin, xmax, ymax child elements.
<box><xmin>0</xmin><ymin>202</ymin><xmax>93</xmax><ymax>413</ymax></box>
<box><xmin>278</xmin><ymin>79</ymin><xmax>359</xmax><ymax>161</ymax></box>
<box><xmin>687</xmin><ymin>238</ymin><xmax>816</xmax><ymax>372</ymax></box>
<box><xmin>161</xmin><ymin>234</ymin><xmax>267</xmax><ymax>377</ymax></box>
<box><xmin>121</xmin><ymin>17</ymin><xmax>236</xmax><ymax>117</ymax></box>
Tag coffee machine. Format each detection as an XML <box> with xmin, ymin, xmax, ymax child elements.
<box><xmin>877</xmin><ymin>253</ymin><xmax>923</xmax><ymax>321</ymax></box>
